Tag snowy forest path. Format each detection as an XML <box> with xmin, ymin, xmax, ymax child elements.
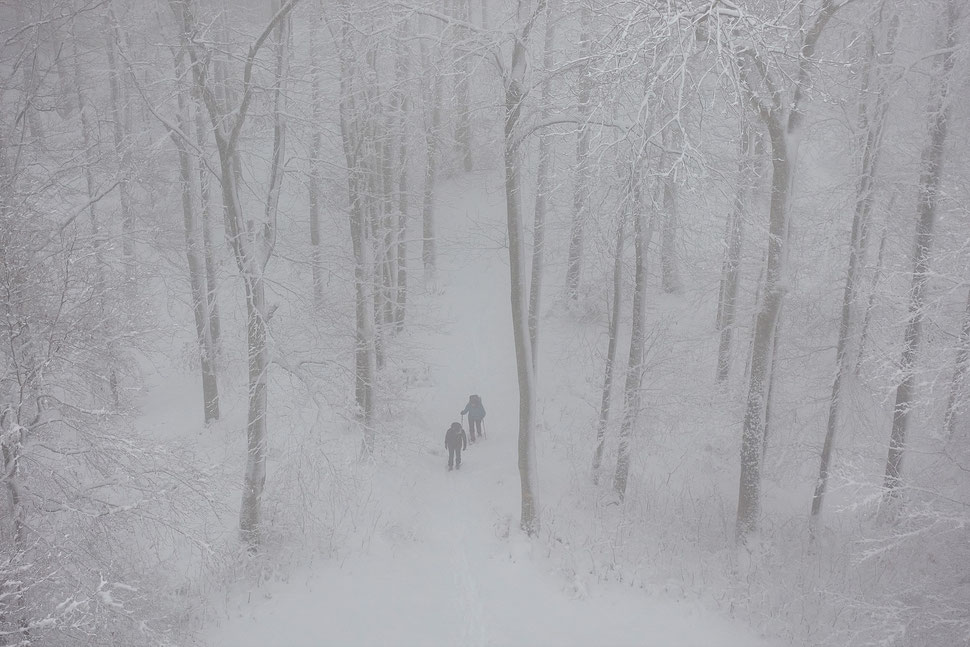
<box><xmin>205</xmin><ymin>175</ymin><xmax>767</xmax><ymax>647</ymax></box>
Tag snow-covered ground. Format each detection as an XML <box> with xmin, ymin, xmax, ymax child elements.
<box><xmin>201</xmin><ymin>174</ymin><xmax>770</xmax><ymax>647</ymax></box>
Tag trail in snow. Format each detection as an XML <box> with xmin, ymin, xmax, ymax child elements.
<box><xmin>206</xmin><ymin>175</ymin><xmax>768</xmax><ymax>647</ymax></box>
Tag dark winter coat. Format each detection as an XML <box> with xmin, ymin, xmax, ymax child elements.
<box><xmin>445</xmin><ymin>424</ymin><xmax>467</xmax><ymax>450</ymax></box>
<box><xmin>461</xmin><ymin>397</ymin><xmax>486</xmax><ymax>421</ymax></box>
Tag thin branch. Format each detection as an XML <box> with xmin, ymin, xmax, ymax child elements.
<box><xmin>57</xmin><ymin>181</ymin><xmax>122</xmax><ymax>235</ymax></box>
<box><xmin>230</xmin><ymin>0</ymin><xmax>303</xmax><ymax>149</ymax></box>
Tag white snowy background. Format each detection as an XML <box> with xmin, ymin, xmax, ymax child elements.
<box><xmin>1</xmin><ymin>1</ymin><xmax>968</xmax><ymax>646</ymax></box>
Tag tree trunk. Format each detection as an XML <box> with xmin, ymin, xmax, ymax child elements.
<box><xmin>381</xmin><ymin>93</ymin><xmax>397</xmax><ymax>329</ymax></box>
<box><xmin>810</xmin><ymin>12</ymin><xmax>897</xmax><ymax>525</ymax></box>
<box><xmin>394</xmin><ymin>28</ymin><xmax>410</xmax><ymax>330</ymax></box>
<box><xmin>308</xmin><ymin>20</ymin><xmax>325</xmax><ymax>307</ymax></box>
<box><xmin>504</xmin><ymin>0</ymin><xmax>544</xmax><ymax>534</ymax></box>
<box><xmin>761</xmin><ymin>302</ymin><xmax>783</xmax><ymax>461</ymax></box>
<box><xmin>716</xmin><ymin>124</ymin><xmax>757</xmax><ymax>383</ymax></box>
<box><xmin>105</xmin><ymin>8</ymin><xmax>136</xmax><ymax>274</ymax></box>
<box><xmin>174</xmin><ymin>0</ymin><xmax>300</xmax><ymax>549</ymax></box>
<box><xmin>855</xmin><ymin>211</ymin><xmax>889</xmax><ymax>375</ymax></box>
<box><xmin>613</xmin><ymin>174</ymin><xmax>651</xmax><ymax>500</ymax></box>
<box><xmin>421</xmin><ymin>21</ymin><xmax>441</xmax><ymax>285</ymax></box>
<box><xmin>734</xmin><ymin>0</ymin><xmax>846</xmax><ymax>543</ymax></box>
<box><xmin>529</xmin><ymin>2</ymin><xmax>555</xmax><ymax>373</ymax></box>
<box><xmin>173</xmin><ymin>55</ymin><xmax>220</xmax><ymax>424</ymax></box>
<box><xmin>884</xmin><ymin>0</ymin><xmax>958</xmax><ymax>497</ymax></box>
<box><xmin>563</xmin><ymin>3</ymin><xmax>592</xmax><ymax>302</ymax></box>
<box><xmin>454</xmin><ymin>0</ymin><xmax>473</xmax><ymax>172</ymax></box>
<box><xmin>238</xmin><ymin>276</ymin><xmax>269</xmax><ymax>547</ymax></box>
<box><xmin>735</xmin><ymin>121</ymin><xmax>789</xmax><ymax>542</ymax></box>
<box><xmin>16</xmin><ymin>3</ymin><xmax>45</xmax><ymax>144</ymax></box>
<box><xmin>659</xmin><ymin>125</ymin><xmax>682</xmax><ymax>294</ymax></box>
<box><xmin>592</xmin><ymin>214</ymin><xmax>624</xmax><ymax>483</ymax></box>
<box><xmin>337</xmin><ymin>9</ymin><xmax>377</xmax><ymax>454</ymax></box>
<box><xmin>190</xmin><ymin>74</ymin><xmax>222</xmax><ymax>359</ymax></box>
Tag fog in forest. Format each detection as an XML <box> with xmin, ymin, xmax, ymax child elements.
<box><xmin>1</xmin><ymin>0</ymin><xmax>968</xmax><ymax>645</ymax></box>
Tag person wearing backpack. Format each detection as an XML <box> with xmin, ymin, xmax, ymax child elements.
<box><xmin>461</xmin><ymin>394</ymin><xmax>486</xmax><ymax>443</ymax></box>
<box><xmin>444</xmin><ymin>422</ymin><xmax>467</xmax><ymax>471</ymax></box>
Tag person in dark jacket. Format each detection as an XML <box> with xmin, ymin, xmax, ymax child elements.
<box><xmin>461</xmin><ymin>394</ymin><xmax>486</xmax><ymax>442</ymax></box>
<box><xmin>445</xmin><ymin>422</ymin><xmax>467</xmax><ymax>471</ymax></box>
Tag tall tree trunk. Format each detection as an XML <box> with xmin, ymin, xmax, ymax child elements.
<box><xmin>16</xmin><ymin>3</ymin><xmax>45</xmax><ymax>144</ymax></box>
<box><xmin>659</xmin><ymin>125</ymin><xmax>682</xmax><ymax>294</ymax></box>
<box><xmin>592</xmin><ymin>214</ymin><xmax>624</xmax><ymax>483</ymax></box>
<box><xmin>308</xmin><ymin>19</ymin><xmax>325</xmax><ymax>307</ymax></box>
<box><xmin>810</xmin><ymin>11</ymin><xmax>897</xmax><ymax>526</ymax></box>
<box><xmin>238</xmin><ymin>275</ymin><xmax>269</xmax><ymax>547</ymax></box>
<box><xmin>735</xmin><ymin>118</ymin><xmax>789</xmax><ymax>541</ymax></box>
<box><xmin>563</xmin><ymin>3</ymin><xmax>592</xmax><ymax>302</ymax></box>
<box><xmin>173</xmin><ymin>54</ymin><xmax>220</xmax><ymax>424</ymax></box>
<box><xmin>105</xmin><ymin>7</ymin><xmax>136</xmax><ymax>274</ymax></box>
<box><xmin>190</xmin><ymin>73</ymin><xmax>222</xmax><ymax>358</ymax></box>
<box><xmin>504</xmin><ymin>0</ymin><xmax>544</xmax><ymax>535</ymax></box>
<box><xmin>336</xmin><ymin>8</ymin><xmax>377</xmax><ymax>454</ymax></box>
<box><xmin>855</xmin><ymin>209</ymin><xmax>890</xmax><ymax>375</ymax></box>
<box><xmin>761</xmin><ymin>302</ymin><xmax>783</xmax><ymax>461</ymax></box>
<box><xmin>454</xmin><ymin>0</ymin><xmax>474</xmax><ymax>172</ymax></box>
<box><xmin>174</xmin><ymin>0</ymin><xmax>300</xmax><ymax>549</ymax></box>
<box><xmin>613</xmin><ymin>174</ymin><xmax>651</xmax><ymax>499</ymax></box>
<box><xmin>380</xmin><ymin>93</ymin><xmax>397</xmax><ymax>329</ymax></box>
<box><xmin>716</xmin><ymin>124</ymin><xmax>757</xmax><ymax>383</ymax></box>
<box><xmin>394</xmin><ymin>27</ymin><xmax>410</xmax><ymax>330</ymax></box>
<box><xmin>884</xmin><ymin>0</ymin><xmax>958</xmax><ymax>497</ymax></box>
<box><xmin>529</xmin><ymin>2</ymin><xmax>555</xmax><ymax>372</ymax></box>
<box><xmin>734</xmin><ymin>0</ymin><xmax>846</xmax><ymax>543</ymax></box>
<box><xmin>421</xmin><ymin>20</ymin><xmax>441</xmax><ymax>285</ymax></box>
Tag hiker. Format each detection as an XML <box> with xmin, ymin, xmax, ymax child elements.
<box><xmin>461</xmin><ymin>394</ymin><xmax>486</xmax><ymax>443</ymax></box>
<box><xmin>445</xmin><ymin>422</ymin><xmax>467</xmax><ymax>471</ymax></box>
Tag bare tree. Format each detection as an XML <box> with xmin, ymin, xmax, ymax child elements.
<box><xmin>884</xmin><ymin>0</ymin><xmax>960</xmax><ymax>498</ymax></box>
<box><xmin>331</xmin><ymin>1</ymin><xmax>378</xmax><ymax>454</ymax></box>
<box><xmin>810</xmin><ymin>6</ymin><xmax>898</xmax><ymax>527</ymax></box>
<box><xmin>394</xmin><ymin>23</ymin><xmax>411</xmax><ymax>330</ymax></box>
<box><xmin>172</xmin><ymin>0</ymin><xmax>300</xmax><ymax>548</ymax></box>
<box><xmin>715</xmin><ymin>123</ymin><xmax>760</xmax><ymax>383</ymax></box>
<box><xmin>308</xmin><ymin>15</ymin><xmax>326</xmax><ymax>307</ymax></box>
<box><xmin>171</xmin><ymin>50</ymin><xmax>220</xmax><ymax>424</ymax></box>
<box><xmin>613</xmin><ymin>171</ymin><xmax>652</xmax><ymax>500</ymax></box>
<box><xmin>420</xmin><ymin>12</ymin><xmax>442</xmax><ymax>286</ymax></box>
<box><xmin>563</xmin><ymin>2</ymin><xmax>593</xmax><ymax>303</ymax></box>
<box><xmin>104</xmin><ymin>5</ymin><xmax>136</xmax><ymax>275</ymax></box>
<box><xmin>190</xmin><ymin>66</ymin><xmax>223</xmax><ymax>358</ymax></box>
<box><xmin>530</xmin><ymin>0</ymin><xmax>556</xmax><ymax>372</ymax></box>
<box><xmin>503</xmin><ymin>0</ymin><xmax>546</xmax><ymax>534</ymax></box>
<box><xmin>453</xmin><ymin>0</ymin><xmax>474</xmax><ymax>172</ymax></box>
<box><xmin>592</xmin><ymin>211</ymin><xmax>624</xmax><ymax>483</ymax></box>
<box><xmin>701</xmin><ymin>0</ymin><xmax>855</xmax><ymax>542</ymax></box>
<box><xmin>659</xmin><ymin>120</ymin><xmax>682</xmax><ymax>295</ymax></box>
